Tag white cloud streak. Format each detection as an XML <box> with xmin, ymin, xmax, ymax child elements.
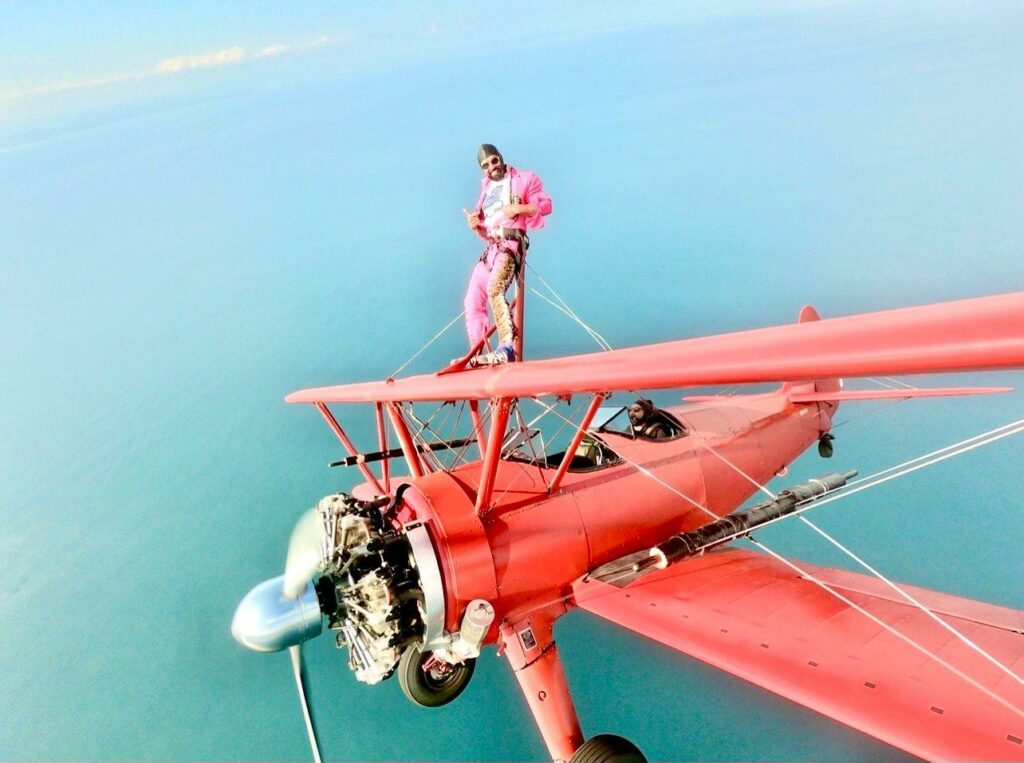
<box><xmin>156</xmin><ymin>45</ymin><xmax>246</xmax><ymax>74</ymax></box>
<box><xmin>1</xmin><ymin>35</ymin><xmax>332</xmax><ymax>100</ymax></box>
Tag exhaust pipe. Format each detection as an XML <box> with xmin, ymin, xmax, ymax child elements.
<box><xmin>590</xmin><ymin>471</ymin><xmax>857</xmax><ymax>583</ymax></box>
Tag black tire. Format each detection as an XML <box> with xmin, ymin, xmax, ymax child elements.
<box><xmin>397</xmin><ymin>645</ymin><xmax>475</xmax><ymax>707</ymax></box>
<box><xmin>570</xmin><ymin>734</ymin><xmax>647</xmax><ymax>763</ymax></box>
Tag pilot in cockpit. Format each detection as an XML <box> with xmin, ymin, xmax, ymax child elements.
<box><xmin>628</xmin><ymin>399</ymin><xmax>671</xmax><ymax>440</ymax></box>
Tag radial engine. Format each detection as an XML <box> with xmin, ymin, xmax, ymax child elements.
<box><xmin>232</xmin><ymin>491</ymin><xmax>492</xmax><ymax>699</ymax></box>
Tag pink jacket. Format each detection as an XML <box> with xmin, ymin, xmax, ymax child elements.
<box><xmin>472</xmin><ymin>166</ymin><xmax>552</xmax><ymax>238</ymax></box>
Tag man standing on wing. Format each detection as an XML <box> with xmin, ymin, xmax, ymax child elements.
<box><xmin>462</xmin><ymin>144</ymin><xmax>552</xmax><ymax>364</ymax></box>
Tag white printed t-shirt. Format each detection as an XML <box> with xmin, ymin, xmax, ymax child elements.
<box><xmin>480</xmin><ymin>176</ymin><xmax>511</xmax><ymax>235</ymax></box>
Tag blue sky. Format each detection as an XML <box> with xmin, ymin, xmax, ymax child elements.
<box><xmin>7</xmin><ymin>1</ymin><xmax>1015</xmax><ymax>134</ymax></box>
<box><xmin>1</xmin><ymin>2</ymin><xmax>764</xmax><ymax>127</ymax></box>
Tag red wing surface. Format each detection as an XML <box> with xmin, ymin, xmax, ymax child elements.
<box><xmin>572</xmin><ymin>548</ymin><xmax>1024</xmax><ymax>761</ymax></box>
<box><xmin>287</xmin><ymin>291</ymin><xmax>1024</xmax><ymax>404</ymax></box>
<box><xmin>684</xmin><ymin>386</ymin><xmax>1013</xmax><ymax>403</ymax></box>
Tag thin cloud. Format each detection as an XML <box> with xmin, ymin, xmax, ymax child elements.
<box><xmin>1</xmin><ymin>35</ymin><xmax>332</xmax><ymax>100</ymax></box>
<box><xmin>156</xmin><ymin>45</ymin><xmax>246</xmax><ymax>74</ymax></box>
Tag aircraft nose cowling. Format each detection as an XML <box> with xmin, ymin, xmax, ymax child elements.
<box><xmin>232</xmin><ymin>574</ymin><xmax>323</xmax><ymax>653</ymax></box>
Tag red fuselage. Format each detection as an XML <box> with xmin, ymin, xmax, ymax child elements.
<box><xmin>382</xmin><ymin>387</ymin><xmax>832</xmax><ymax>640</ymax></box>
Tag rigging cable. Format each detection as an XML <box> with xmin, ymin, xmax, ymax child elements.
<box><xmin>491</xmin><ymin>396</ymin><xmax>589</xmax><ymax>506</ymax></box>
<box><xmin>807</xmin><ymin>417</ymin><xmax>1024</xmax><ymax>509</ymax></box>
<box><xmin>747</xmin><ymin>537</ymin><xmax>1024</xmax><ymax>720</ymax></box>
<box><xmin>388</xmin><ymin>262</ymin><xmax>610</xmax><ymax>384</ymax></box>
<box><xmin>699</xmin><ymin>421</ymin><xmax>1024</xmax><ymax>690</ymax></box>
<box><xmin>678</xmin><ymin>418</ymin><xmax>1024</xmax><ymax>549</ymax></box>
<box><xmin>390</xmin><ymin>309</ymin><xmax>466</xmax><ymax>380</ymax></box>
<box><xmin>499</xmin><ymin>269</ymin><xmax>1023</xmax><ymax>699</ymax></box>
<box><xmin>528</xmin><ymin>397</ymin><xmax>1024</xmax><ymax>716</ymax></box>
<box><xmin>382</xmin><ymin>266</ymin><xmax>1023</xmax><ymax>698</ymax></box>
<box><xmin>527</xmin><ymin>263</ymin><xmax>613</xmax><ymax>351</ymax></box>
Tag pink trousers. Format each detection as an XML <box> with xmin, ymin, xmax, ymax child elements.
<box><xmin>464</xmin><ymin>238</ymin><xmax>522</xmax><ymax>347</ymax></box>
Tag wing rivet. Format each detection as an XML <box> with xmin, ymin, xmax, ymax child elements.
<box><xmin>1008</xmin><ymin>735</ymin><xmax>1022</xmax><ymax>745</ymax></box>
<box><xmin>930</xmin><ymin>706</ymin><xmax>944</xmax><ymax>715</ymax></box>
<box><xmin>864</xmin><ymin>681</ymin><xmax>877</xmax><ymax>689</ymax></box>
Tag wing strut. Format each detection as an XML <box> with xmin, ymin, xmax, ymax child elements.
<box><xmin>475</xmin><ymin>398</ymin><xmax>513</xmax><ymax>515</ymax></box>
<box><xmin>547</xmin><ymin>393</ymin><xmax>606</xmax><ymax>494</ymax></box>
<box><xmin>374</xmin><ymin>402</ymin><xmax>390</xmax><ymax>493</ymax></box>
<box><xmin>314</xmin><ymin>403</ymin><xmax>384</xmax><ymax>494</ymax></box>
<box><xmin>385</xmin><ymin>403</ymin><xmax>425</xmax><ymax>479</ymax></box>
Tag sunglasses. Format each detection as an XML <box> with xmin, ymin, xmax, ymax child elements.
<box><xmin>480</xmin><ymin>156</ymin><xmax>503</xmax><ymax>169</ymax></box>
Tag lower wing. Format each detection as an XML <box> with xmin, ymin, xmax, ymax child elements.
<box><xmin>572</xmin><ymin>548</ymin><xmax>1024</xmax><ymax>761</ymax></box>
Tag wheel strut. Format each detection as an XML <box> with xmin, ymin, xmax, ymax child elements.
<box><xmin>500</xmin><ymin>606</ymin><xmax>583</xmax><ymax>762</ymax></box>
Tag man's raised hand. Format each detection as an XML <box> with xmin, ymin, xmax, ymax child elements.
<box><xmin>462</xmin><ymin>207</ymin><xmax>481</xmax><ymax>230</ymax></box>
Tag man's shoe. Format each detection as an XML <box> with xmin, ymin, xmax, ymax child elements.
<box><xmin>469</xmin><ymin>345</ymin><xmax>516</xmax><ymax>367</ymax></box>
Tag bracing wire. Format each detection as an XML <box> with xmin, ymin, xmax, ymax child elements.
<box><xmin>490</xmin><ymin>397</ymin><xmax>588</xmax><ymax>506</ymax></box>
<box><xmin>390</xmin><ymin>310</ymin><xmax>466</xmax><ymax>379</ymax></box>
<box><xmin>377</xmin><ymin>253</ymin><xmax>1024</xmax><ymax>703</ymax></box>
<box><xmin>447</xmin><ymin>402</ymin><xmax>468</xmax><ymax>470</ymax></box>
<box><xmin>387</xmin><ymin>262</ymin><xmax>609</xmax><ymax>384</ymax></box>
<box><xmin>747</xmin><ymin>538</ymin><xmax>1024</xmax><ymax>719</ymax></box>
<box><xmin>809</xmin><ymin>417</ymin><xmax>1024</xmax><ymax>508</ymax></box>
<box><xmin>530</xmin><ymin>398</ymin><xmax>718</xmax><ymax>524</ymax></box>
<box><xmin>527</xmin><ymin>397</ymin><xmax>1024</xmax><ymax>715</ymax></box>
<box><xmin>529</xmin><ymin>286</ymin><xmax>614</xmax><ymax>351</ymax></box>
<box><xmin>401</xmin><ymin>404</ymin><xmax>449</xmax><ymax>472</ymax></box>
<box><xmin>868</xmin><ymin>376</ymin><xmax>919</xmax><ymax>390</ymax></box>
<box><xmin>691</xmin><ymin>419</ymin><xmax>1024</xmax><ymax>548</ymax></box>
<box><xmin>527</xmin><ymin>263</ymin><xmax>613</xmax><ymax>351</ymax></box>
<box><xmin>699</xmin><ymin>424</ymin><xmax>1024</xmax><ymax>689</ymax></box>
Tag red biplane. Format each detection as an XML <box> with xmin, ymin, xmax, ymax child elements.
<box><xmin>233</xmin><ymin>288</ymin><xmax>1024</xmax><ymax>762</ymax></box>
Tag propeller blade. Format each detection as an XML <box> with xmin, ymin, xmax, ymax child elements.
<box><xmin>284</xmin><ymin>508</ymin><xmax>325</xmax><ymax>599</ymax></box>
<box><xmin>288</xmin><ymin>644</ymin><xmax>323</xmax><ymax>763</ymax></box>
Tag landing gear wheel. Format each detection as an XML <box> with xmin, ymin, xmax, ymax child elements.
<box><xmin>818</xmin><ymin>433</ymin><xmax>835</xmax><ymax>458</ymax></box>
<box><xmin>570</xmin><ymin>734</ymin><xmax>647</xmax><ymax>763</ymax></box>
<box><xmin>398</xmin><ymin>645</ymin><xmax>475</xmax><ymax>707</ymax></box>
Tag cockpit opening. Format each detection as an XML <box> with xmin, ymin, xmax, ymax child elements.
<box><xmin>595</xmin><ymin>401</ymin><xmax>688</xmax><ymax>441</ymax></box>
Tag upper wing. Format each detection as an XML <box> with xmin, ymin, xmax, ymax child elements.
<box><xmin>287</xmin><ymin>291</ymin><xmax>1024</xmax><ymax>404</ymax></box>
<box><xmin>572</xmin><ymin>548</ymin><xmax>1024</xmax><ymax>762</ymax></box>
<box><xmin>684</xmin><ymin>386</ymin><xmax>1013</xmax><ymax>403</ymax></box>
